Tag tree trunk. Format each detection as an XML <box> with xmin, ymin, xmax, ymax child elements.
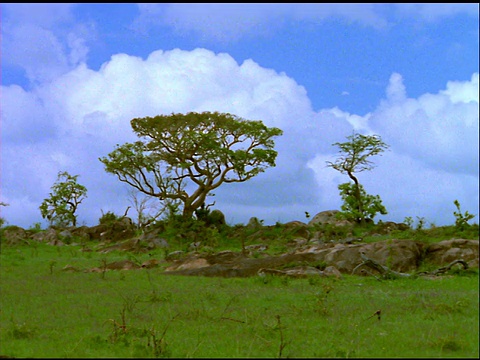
<box><xmin>348</xmin><ymin>171</ymin><xmax>365</xmax><ymax>225</ymax></box>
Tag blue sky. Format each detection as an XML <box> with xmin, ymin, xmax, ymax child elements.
<box><xmin>1</xmin><ymin>3</ymin><xmax>479</xmax><ymax>228</ymax></box>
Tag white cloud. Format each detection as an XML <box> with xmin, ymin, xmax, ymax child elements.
<box><xmin>308</xmin><ymin>72</ymin><xmax>479</xmax><ymax>225</ymax></box>
<box><xmin>132</xmin><ymin>3</ymin><xmax>388</xmax><ymax>42</ymax></box>
<box><xmin>395</xmin><ymin>3</ymin><xmax>479</xmax><ymax>22</ymax></box>
<box><xmin>132</xmin><ymin>3</ymin><xmax>479</xmax><ymax>43</ymax></box>
<box><xmin>1</xmin><ymin>3</ymin><xmax>92</xmax><ymax>84</ymax></box>
<box><xmin>1</xmin><ymin>48</ymin><xmax>316</xmax><ymax>227</ymax></box>
<box><xmin>1</xmin><ymin>44</ymin><xmax>478</xmax><ymax>228</ymax></box>
<box><xmin>371</xmin><ymin>72</ymin><xmax>479</xmax><ymax>177</ymax></box>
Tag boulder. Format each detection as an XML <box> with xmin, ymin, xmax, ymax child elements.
<box><xmin>70</xmin><ymin>226</ymin><xmax>91</xmax><ymax>242</ymax></box>
<box><xmin>308</xmin><ymin>210</ymin><xmax>351</xmax><ymax>226</ymax></box>
<box><xmin>283</xmin><ymin>221</ymin><xmax>310</xmax><ymax>239</ymax></box>
<box><xmin>1</xmin><ymin>226</ymin><xmax>29</xmax><ymax>245</ymax></box>
<box><xmin>30</xmin><ymin>228</ymin><xmax>59</xmax><ymax>243</ymax></box>
<box><xmin>87</xmin><ymin>218</ymin><xmax>136</xmax><ymax>243</ymax></box>
<box><xmin>247</xmin><ymin>217</ymin><xmax>263</xmax><ymax>229</ymax></box>
<box><xmin>424</xmin><ymin>239</ymin><xmax>479</xmax><ymax>268</ymax></box>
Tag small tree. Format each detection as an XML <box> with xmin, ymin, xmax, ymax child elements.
<box><xmin>99</xmin><ymin>111</ymin><xmax>283</xmax><ymax>219</ymax></box>
<box><xmin>337</xmin><ymin>182</ymin><xmax>387</xmax><ymax>223</ymax></box>
<box><xmin>326</xmin><ymin>132</ymin><xmax>389</xmax><ymax>224</ymax></box>
<box><xmin>40</xmin><ymin>171</ymin><xmax>87</xmax><ymax>227</ymax></box>
<box><xmin>453</xmin><ymin>200</ymin><xmax>475</xmax><ymax>230</ymax></box>
<box><xmin>0</xmin><ymin>202</ymin><xmax>9</xmax><ymax>228</ymax></box>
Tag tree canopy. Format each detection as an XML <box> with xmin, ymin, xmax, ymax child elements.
<box><xmin>99</xmin><ymin>111</ymin><xmax>283</xmax><ymax>218</ymax></box>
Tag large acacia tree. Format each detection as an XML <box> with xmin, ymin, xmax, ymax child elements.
<box><xmin>326</xmin><ymin>132</ymin><xmax>389</xmax><ymax>224</ymax></box>
<box><xmin>99</xmin><ymin>111</ymin><xmax>283</xmax><ymax>218</ymax></box>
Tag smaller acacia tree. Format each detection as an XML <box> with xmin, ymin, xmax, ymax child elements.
<box><xmin>326</xmin><ymin>132</ymin><xmax>389</xmax><ymax>224</ymax></box>
<box><xmin>40</xmin><ymin>171</ymin><xmax>87</xmax><ymax>227</ymax></box>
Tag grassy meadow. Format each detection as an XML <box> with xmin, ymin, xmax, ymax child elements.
<box><xmin>0</xmin><ymin>239</ymin><xmax>478</xmax><ymax>358</ymax></box>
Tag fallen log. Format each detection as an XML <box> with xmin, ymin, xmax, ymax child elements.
<box><xmin>351</xmin><ymin>252</ymin><xmax>411</xmax><ymax>278</ymax></box>
<box><xmin>416</xmin><ymin>259</ymin><xmax>469</xmax><ymax>276</ymax></box>
<box><xmin>352</xmin><ymin>253</ymin><xmax>470</xmax><ymax>278</ymax></box>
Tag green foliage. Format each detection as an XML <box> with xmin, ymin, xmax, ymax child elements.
<box><xmin>99</xmin><ymin>211</ymin><xmax>121</xmax><ymax>225</ymax></box>
<box><xmin>453</xmin><ymin>200</ymin><xmax>476</xmax><ymax>230</ymax></box>
<box><xmin>39</xmin><ymin>171</ymin><xmax>87</xmax><ymax>227</ymax></box>
<box><xmin>0</xmin><ymin>201</ymin><xmax>9</xmax><ymax>228</ymax></box>
<box><xmin>28</xmin><ymin>222</ymin><xmax>43</xmax><ymax>233</ymax></box>
<box><xmin>403</xmin><ymin>216</ymin><xmax>415</xmax><ymax>229</ymax></box>
<box><xmin>337</xmin><ymin>182</ymin><xmax>387</xmax><ymax>223</ymax></box>
<box><xmin>99</xmin><ymin>111</ymin><xmax>283</xmax><ymax>218</ymax></box>
<box><xmin>153</xmin><ymin>204</ymin><xmax>223</xmax><ymax>249</ymax></box>
<box><xmin>326</xmin><ymin>132</ymin><xmax>389</xmax><ymax>175</ymax></box>
<box><xmin>326</xmin><ymin>132</ymin><xmax>389</xmax><ymax>224</ymax></box>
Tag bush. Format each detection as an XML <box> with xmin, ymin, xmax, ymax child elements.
<box><xmin>99</xmin><ymin>211</ymin><xmax>121</xmax><ymax>225</ymax></box>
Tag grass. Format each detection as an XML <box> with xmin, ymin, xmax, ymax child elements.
<box><xmin>0</xmin><ymin>241</ymin><xmax>478</xmax><ymax>358</ymax></box>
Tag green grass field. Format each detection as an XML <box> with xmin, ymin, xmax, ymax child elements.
<box><xmin>0</xmin><ymin>241</ymin><xmax>478</xmax><ymax>358</ymax></box>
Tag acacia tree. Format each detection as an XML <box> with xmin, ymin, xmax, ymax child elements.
<box><xmin>326</xmin><ymin>132</ymin><xmax>389</xmax><ymax>224</ymax></box>
<box><xmin>99</xmin><ymin>111</ymin><xmax>283</xmax><ymax>219</ymax></box>
<box><xmin>39</xmin><ymin>171</ymin><xmax>87</xmax><ymax>227</ymax></box>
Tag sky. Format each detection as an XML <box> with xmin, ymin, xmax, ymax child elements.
<box><xmin>1</xmin><ymin>3</ymin><xmax>479</xmax><ymax>229</ymax></box>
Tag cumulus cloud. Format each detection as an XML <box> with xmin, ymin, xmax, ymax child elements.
<box><xmin>1</xmin><ymin>3</ymin><xmax>92</xmax><ymax>84</ymax></box>
<box><xmin>308</xmin><ymin>72</ymin><xmax>479</xmax><ymax>225</ymax></box>
<box><xmin>1</xmin><ymin>48</ymin><xmax>318</xmax><ymax>227</ymax></box>
<box><xmin>370</xmin><ymin>72</ymin><xmax>479</xmax><ymax>177</ymax></box>
<box><xmin>1</xmin><ymin>41</ymin><xmax>478</xmax><ymax>227</ymax></box>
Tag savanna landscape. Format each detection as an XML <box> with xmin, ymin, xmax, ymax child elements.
<box><xmin>1</xmin><ymin>112</ymin><xmax>479</xmax><ymax>358</ymax></box>
<box><xmin>2</xmin><ymin>4</ymin><xmax>479</xmax><ymax>359</ymax></box>
<box><xmin>0</xmin><ymin>205</ymin><xmax>478</xmax><ymax>358</ymax></box>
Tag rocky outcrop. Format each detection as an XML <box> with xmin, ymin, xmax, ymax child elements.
<box><xmin>162</xmin><ymin>238</ymin><xmax>477</xmax><ymax>278</ymax></box>
<box><xmin>423</xmin><ymin>239</ymin><xmax>479</xmax><ymax>268</ymax></box>
<box><xmin>1</xmin><ymin>226</ymin><xmax>29</xmax><ymax>245</ymax></box>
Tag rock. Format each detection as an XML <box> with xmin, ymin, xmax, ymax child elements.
<box><xmin>59</xmin><ymin>230</ymin><xmax>73</xmax><ymax>243</ymax></box>
<box><xmin>165</xmin><ymin>250</ymin><xmax>185</xmax><ymax>261</ymax></box>
<box><xmin>284</xmin><ymin>221</ymin><xmax>310</xmax><ymax>239</ymax></box>
<box><xmin>70</xmin><ymin>226</ymin><xmax>91</xmax><ymax>242</ymax></box>
<box><xmin>374</xmin><ymin>221</ymin><xmax>410</xmax><ymax>234</ymax></box>
<box><xmin>323</xmin><ymin>265</ymin><xmax>343</xmax><ymax>279</ymax></box>
<box><xmin>424</xmin><ymin>239</ymin><xmax>479</xmax><ymax>267</ymax></box>
<box><xmin>62</xmin><ymin>264</ymin><xmax>80</xmax><ymax>272</ymax></box>
<box><xmin>87</xmin><ymin>218</ymin><xmax>136</xmax><ymax>243</ymax></box>
<box><xmin>247</xmin><ymin>217</ymin><xmax>263</xmax><ymax>229</ymax></box>
<box><xmin>308</xmin><ymin>210</ymin><xmax>351</xmax><ymax>226</ymax></box>
<box><xmin>1</xmin><ymin>226</ymin><xmax>29</xmax><ymax>245</ymax></box>
<box><xmin>245</xmin><ymin>244</ymin><xmax>268</xmax><ymax>252</ymax></box>
<box><xmin>321</xmin><ymin>239</ymin><xmax>423</xmax><ymax>273</ymax></box>
<box><xmin>166</xmin><ymin>258</ymin><xmax>209</xmax><ymax>271</ymax></box>
<box><xmin>141</xmin><ymin>259</ymin><xmax>160</xmax><ymax>269</ymax></box>
<box><xmin>258</xmin><ymin>266</ymin><xmax>325</xmax><ymax>278</ymax></box>
<box><xmin>48</xmin><ymin>238</ymin><xmax>65</xmax><ymax>246</ymax></box>
<box><xmin>105</xmin><ymin>260</ymin><xmax>140</xmax><ymax>270</ymax></box>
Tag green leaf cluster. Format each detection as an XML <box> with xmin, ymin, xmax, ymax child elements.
<box><xmin>337</xmin><ymin>182</ymin><xmax>387</xmax><ymax>223</ymax></box>
<box><xmin>453</xmin><ymin>200</ymin><xmax>475</xmax><ymax>230</ymax></box>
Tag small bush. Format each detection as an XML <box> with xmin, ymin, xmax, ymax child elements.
<box><xmin>99</xmin><ymin>211</ymin><xmax>121</xmax><ymax>225</ymax></box>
